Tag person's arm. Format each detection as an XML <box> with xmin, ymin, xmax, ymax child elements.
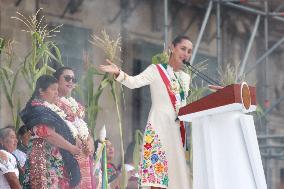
<box><xmin>100</xmin><ymin>59</ymin><xmax>156</xmax><ymax>89</ymax></box>
<box><xmin>34</xmin><ymin>125</ymin><xmax>80</xmax><ymax>156</ymax></box>
<box><xmin>4</xmin><ymin>172</ymin><xmax>22</xmax><ymax>189</ymax></box>
<box><xmin>0</xmin><ymin>151</ymin><xmax>22</xmax><ymax>189</ymax></box>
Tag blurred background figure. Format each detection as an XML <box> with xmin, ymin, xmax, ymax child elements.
<box><xmin>105</xmin><ymin>139</ymin><xmax>120</xmax><ymax>187</ymax></box>
<box><xmin>16</xmin><ymin>125</ymin><xmax>31</xmax><ymax>154</ymax></box>
<box><xmin>0</xmin><ymin>126</ymin><xmax>22</xmax><ymax>189</ymax></box>
<box><xmin>94</xmin><ymin>138</ymin><xmax>121</xmax><ymax>189</ymax></box>
<box><xmin>124</xmin><ymin>142</ymin><xmax>139</xmax><ymax>189</ymax></box>
<box><xmin>13</xmin><ymin>125</ymin><xmax>31</xmax><ymax>170</ymax></box>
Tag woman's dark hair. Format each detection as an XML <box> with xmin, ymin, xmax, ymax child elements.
<box><xmin>53</xmin><ymin>66</ymin><xmax>74</xmax><ymax>80</ymax></box>
<box><xmin>17</xmin><ymin>125</ymin><xmax>29</xmax><ymax>137</ymax></box>
<box><xmin>172</xmin><ymin>35</ymin><xmax>191</xmax><ymax>47</ymax></box>
<box><xmin>29</xmin><ymin>75</ymin><xmax>58</xmax><ymax>102</ymax></box>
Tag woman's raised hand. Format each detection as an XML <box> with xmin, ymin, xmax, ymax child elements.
<box><xmin>99</xmin><ymin>59</ymin><xmax>120</xmax><ymax>76</ymax></box>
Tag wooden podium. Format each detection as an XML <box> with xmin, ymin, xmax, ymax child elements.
<box><xmin>178</xmin><ymin>83</ymin><xmax>267</xmax><ymax>189</ymax></box>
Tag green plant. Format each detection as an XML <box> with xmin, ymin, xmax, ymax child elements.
<box><xmin>0</xmin><ymin>10</ymin><xmax>64</xmax><ymax>129</ymax></box>
<box><xmin>133</xmin><ymin>130</ymin><xmax>143</xmax><ymax>171</ymax></box>
<box><xmin>11</xmin><ymin>9</ymin><xmax>63</xmax><ymax>91</ymax></box>
<box><xmin>74</xmin><ymin>52</ymin><xmax>106</xmax><ymax>136</ymax></box>
<box><xmin>218</xmin><ymin>62</ymin><xmax>246</xmax><ymax>86</ymax></box>
<box><xmin>87</xmin><ymin>30</ymin><xmax>127</xmax><ymax>188</ymax></box>
<box><xmin>0</xmin><ymin>39</ymin><xmax>22</xmax><ymax>129</ymax></box>
<box><xmin>151</xmin><ymin>51</ymin><xmax>170</xmax><ymax>65</ymax></box>
<box><xmin>184</xmin><ymin>59</ymin><xmax>209</xmax><ymax>103</ymax></box>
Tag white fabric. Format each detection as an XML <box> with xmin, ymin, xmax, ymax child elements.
<box><xmin>116</xmin><ymin>64</ymin><xmax>191</xmax><ymax>189</ymax></box>
<box><xmin>13</xmin><ymin>149</ymin><xmax>26</xmax><ymax>168</ymax></box>
<box><xmin>191</xmin><ymin>111</ymin><xmax>266</xmax><ymax>189</ymax></box>
<box><xmin>0</xmin><ymin>150</ymin><xmax>19</xmax><ymax>189</ymax></box>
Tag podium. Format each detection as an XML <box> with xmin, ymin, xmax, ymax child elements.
<box><xmin>178</xmin><ymin>83</ymin><xmax>267</xmax><ymax>189</ymax></box>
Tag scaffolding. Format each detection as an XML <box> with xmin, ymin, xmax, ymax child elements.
<box><xmin>162</xmin><ymin>0</ymin><xmax>284</xmax><ymax>188</ymax></box>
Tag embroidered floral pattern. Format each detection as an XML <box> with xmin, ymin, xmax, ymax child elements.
<box><xmin>23</xmin><ymin>139</ymin><xmax>69</xmax><ymax>189</ymax></box>
<box><xmin>139</xmin><ymin>123</ymin><xmax>169</xmax><ymax>187</ymax></box>
<box><xmin>107</xmin><ymin>163</ymin><xmax>119</xmax><ymax>183</ymax></box>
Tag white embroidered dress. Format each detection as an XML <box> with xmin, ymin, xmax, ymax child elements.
<box><xmin>116</xmin><ymin>64</ymin><xmax>191</xmax><ymax>189</ymax></box>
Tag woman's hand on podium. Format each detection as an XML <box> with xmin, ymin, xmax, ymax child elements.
<box><xmin>208</xmin><ymin>85</ymin><xmax>224</xmax><ymax>91</ymax></box>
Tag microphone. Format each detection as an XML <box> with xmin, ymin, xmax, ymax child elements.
<box><xmin>183</xmin><ymin>60</ymin><xmax>191</xmax><ymax>67</ymax></box>
<box><xmin>182</xmin><ymin>60</ymin><xmax>191</xmax><ymax>66</ymax></box>
<box><xmin>182</xmin><ymin>60</ymin><xmax>221</xmax><ymax>86</ymax></box>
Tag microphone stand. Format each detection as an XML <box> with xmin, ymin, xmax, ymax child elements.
<box><xmin>183</xmin><ymin>60</ymin><xmax>222</xmax><ymax>86</ymax></box>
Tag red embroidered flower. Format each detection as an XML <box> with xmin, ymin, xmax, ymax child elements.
<box><xmin>35</xmin><ymin>125</ymin><xmax>50</xmax><ymax>138</ymax></box>
<box><xmin>144</xmin><ymin>143</ymin><xmax>152</xmax><ymax>150</ymax></box>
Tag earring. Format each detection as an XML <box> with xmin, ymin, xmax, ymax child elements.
<box><xmin>168</xmin><ymin>48</ymin><xmax>172</xmax><ymax>55</ymax></box>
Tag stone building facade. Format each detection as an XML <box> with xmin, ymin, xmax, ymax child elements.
<box><xmin>0</xmin><ymin>0</ymin><xmax>284</xmax><ymax>188</ymax></box>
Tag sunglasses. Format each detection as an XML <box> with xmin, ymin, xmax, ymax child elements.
<box><xmin>63</xmin><ymin>75</ymin><xmax>77</xmax><ymax>83</ymax></box>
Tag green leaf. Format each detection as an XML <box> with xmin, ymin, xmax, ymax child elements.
<box><xmin>32</xmin><ymin>32</ymin><xmax>44</xmax><ymax>46</ymax></box>
<box><xmin>44</xmin><ymin>49</ymin><xmax>60</xmax><ymax>63</ymax></box>
<box><xmin>34</xmin><ymin>64</ymin><xmax>48</xmax><ymax>83</ymax></box>
<box><xmin>100</xmin><ymin>77</ymin><xmax>111</xmax><ymax>89</ymax></box>
<box><xmin>0</xmin><ymin>75</ymin><xmax>14</xmax><ymax>108</ymax></box>
<box><xmin>0</xmin><ymin>67</ymin><xmax>12</xmax><ymax>88</ymax></box>
<box><xmin>15</xmin><ymin>99</ymin><xmax>22</xmax><ymax>130</ymax></box>
<box><xmin>11</xmin><ymin>68</ymin><xmax>21</xmax><ymax>96</ymax></box>
<box><xmin>152</xmin><ymin>53</ymin><xmax>169</xmax><ymax>65</ymax></box>
<box><xmin>50</xmin><ymin>43</ymin><xmax>63</xmax><ymax>65</ymax></box>
<box><xmin>0</xmin><ymin>38</ymin><xmax>5</xmax><ymax>54</ymax></box>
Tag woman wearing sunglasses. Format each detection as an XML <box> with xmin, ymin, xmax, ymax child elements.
<box><xmin>54</xmin><ymin>67</ymin><xmax>95</xmax><ymax>189</ymax></box>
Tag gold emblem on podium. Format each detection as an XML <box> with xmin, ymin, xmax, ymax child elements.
<box><xmin>241</xmin><ymin>82</ymin><xmax>251</xmax><ymax>110</ymax></box>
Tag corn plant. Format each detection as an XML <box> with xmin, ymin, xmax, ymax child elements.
<box><xmin>218</xmin><ymin>62</ymin><xmax>246</xmax><ymax>86</ymax></box>
<box><xmin>11</xmin><ymin>9</ymin><xmax>63</xmax><ymax>91</ymax></box>
<box><xmin>85</xmin><ymin>30</ymin><xmax>127</xmax><ymax>188</ymax></box>
<box><xmin>74</xmin><ymin>51</ymin><xmax>105</xmax><ymax>136</ymax></box>
<box><xmin>0</xmin><ymin>10</ymin><xmax>63</xmax><ymax>129</ymax></box>
<box><xmin>0</xmin><ymin>38</ymin><xmax>22</xmax><ymax>129</ymax></box>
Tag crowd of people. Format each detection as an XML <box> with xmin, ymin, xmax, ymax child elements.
<box><xmin>0</xmin><ymin>35</ymin><xmax>193</xmax><ymax>189</ymax></box>
<box><xmin>0</xmin><ymin>67</ymin><xmax>139</xmax><ymax>189</ymax></box>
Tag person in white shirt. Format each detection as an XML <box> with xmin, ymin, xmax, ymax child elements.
<box><xmin>0</xmin><ymin>126</ymin><xmax>21</xmax><ymax>189</ymax></box>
